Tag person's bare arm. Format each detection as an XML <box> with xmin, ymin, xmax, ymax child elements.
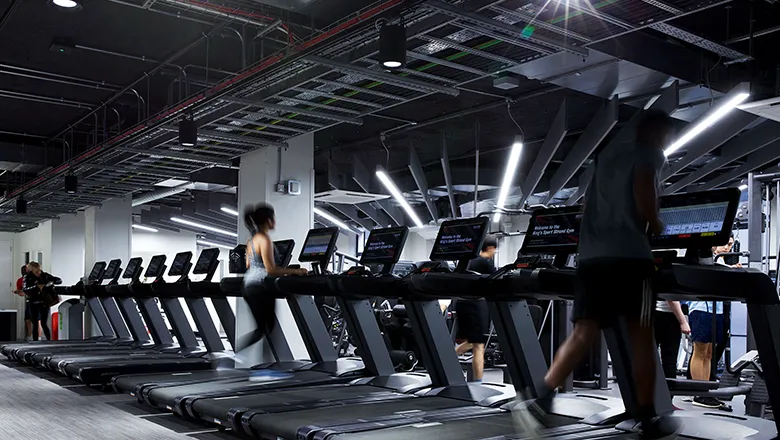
<box><xmin>634</xmin><ymin>165</ymin><xmax>662</xmax><ymax>235</ymax></box>
<box><xmin>258</xmin><ymin>236</ymin><xmax>307</xmax><ymax>277</ymax></box>
<box><xmin>666</xmin><ymin>301</ymin><xmax>690</xmax><ymax>334</ymax></box>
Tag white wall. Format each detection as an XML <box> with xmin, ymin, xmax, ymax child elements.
<box><xmin>50</xmin><ymin>212</ymin><xmax>86</xmax><ymax>286</ymax></box>
<box><xmin>400</xmin><ymin>231</ymin><xmax>433</xmax><ymax>263</ymax></box>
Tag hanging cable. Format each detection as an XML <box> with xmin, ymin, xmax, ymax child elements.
<box><xmin>506</xmin><ymin>100</ymin><xmax>525</xmax><ymax>141</ymax></box>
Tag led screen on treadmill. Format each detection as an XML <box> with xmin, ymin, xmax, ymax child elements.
<box><xmin>169</xmin><ymin>252</ymin><xmax>191</xmax><ymax>276</ymax></box>
<box><xmin>361</xmin><ymin>227</ymin><xmax>407</xmax><ymax>265</ymax></box>
<box><xmin>88</xmin><ymin>262</ymin><xmax>106</xmax><ymax>281</ymax></box>
<box><xmin>145</xmin><ymin>255</ymin><xmax>165</xmax><ymax>278</ymax></box>
<box><xmin>430</xmin><ymin>218</ymin><xmax>488</xmax><ymax>261</ymax></box>
<box><xmin>300</xmin><ymin>229</ymin><xmax>337</xmax><ymax>260</ymax></box>
<box><xmin>123</xmin><ymin>258</ymin><xmax>141</xmax><ymax>278</ymax></box>
<box><xmin>103</xmin><ymin>259</ymin><xmax>121</xmax><ymax>280</ymax></box>
<box><xmin>521</xmin><ymin>207</ymin><xmax>583</xmax><ymax>255</ymax></box>
<box><xmin>651</xmin><ymin>188</ymin><xmax>740</xmax><ymax>249</ymax></box>
<box><xmin>194</xmin><ymin>248</ymin><xmax>220</xmax><ymax>274</ymax></box>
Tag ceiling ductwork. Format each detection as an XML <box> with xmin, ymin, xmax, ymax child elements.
<box><xmin>132</xmin><ymin>182</ymin><xmax>195</xmax><ymax>207</ymax></box>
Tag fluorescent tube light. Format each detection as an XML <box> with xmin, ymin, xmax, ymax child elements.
<box><xmin>197</xmin><ymin>239</ymin><xmax>233</xmax><ymax>249</ymax></box>
<box><xmin>664</xmin><ymin>91</ymin><xmax>750</xmax><ymax>157</ymax></box>
<box><xmin>739</xmin><ymin>184</ymin><xmax>748</xmax><ymax>191</ymax></box>
<box><xmin>494</xmin><ymin>138</ymin><xmax>524</xmax><ymax>223</ymax></box>
<box><xmin>376</xmin><ymin>168</ymin><xmax>424</xmax><ymax>228</ymax></box>
<box><xmin>131</xmin><ymin>224</ymin><xmax>158</xmax><ymax>233</ymax></box>
<box><xmin>171</xmin><ymin>216</ymin><xmax>238</xmax><ymax>237</ymax></box>
<box><xmin>220</xmin><ymin>206</ymin><xmax>239</xmax><ymax>216</ymax></box>
<box><xmin>314</xmin><ymin>207</ymin><xmax>355</xmax><ymax>233</ymax></box>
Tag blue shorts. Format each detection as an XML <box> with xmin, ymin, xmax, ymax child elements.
<box><xmin>689</xmin><ymin>311</ymin><xmax>724</xmax><ymax>344</ymax></box>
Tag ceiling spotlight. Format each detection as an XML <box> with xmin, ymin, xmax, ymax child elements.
<box><xmin>132</xmin><ymin>224</ymin><xmax>159</xmax><ymax>233</ymax></box>
<box><xmin>379</xmin><ymin>22</ymin><xmax>406</xmax><ymax>70</ymax></box>
<box><xmin>52</xmin><ymin>0</ymin><xmax>80</xmax><ymax>8</ymax></box>
<box><xmin>179</xmin><ymin>116</ymin><xmax>198</xmax><ymax>147</ymax></box>
<box><xmin>65</xmin><ymin>175</ymin><xmax>78</xmax><ymax>194</ymax></box>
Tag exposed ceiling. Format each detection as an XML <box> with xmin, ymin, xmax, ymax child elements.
<box><xmin>0</xmin><ymin>0</ymin><xmax>779</xmax><ymax>235</ymax></box>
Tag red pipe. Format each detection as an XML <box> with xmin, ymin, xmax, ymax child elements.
<box><xmin>6</xmin><ymin>0</ymin><xmax>403</xmax><ymax>200</ymax></box>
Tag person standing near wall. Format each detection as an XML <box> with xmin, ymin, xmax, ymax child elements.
<box><xmin>12</xmin><ymin>265</ymin><xmax>39</xmax><ymax>342</ymax></box>
<box><xmin>23</xmin><ymin>262</ymin><xmax>55</xmax><ymax>342</ymax></box>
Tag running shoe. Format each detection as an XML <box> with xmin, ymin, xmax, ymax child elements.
<box><xmin>693</xmin><ymin>396</ymin><xmax>732</xmax><ymax>412</ymax></box>
<box><xmin>510</xmin><ymin>389</ymin><xmax>554</xmax><ymax>439</ymax></box>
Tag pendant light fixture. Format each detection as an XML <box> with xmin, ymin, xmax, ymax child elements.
<box><xmin>379</xmin><ymin>20</ymin><xmax>406</xmax><ymax>70</ymax></box>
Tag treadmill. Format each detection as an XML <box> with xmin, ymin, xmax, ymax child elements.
<box><xmin>58</xmin><ymin>254</ymin><xmax>220</xmax><ymax>385</ymax></box>
<box><xmin>133</xmin><ymin>229</ymin><xmax>365</xmax><ymax>414</ymax></box>
<box><xmin>13</xmin><ymin>259</ymin><xmax>138</xmax><ymax>366</ymax></box>
<box><xmin>232</xmin><ymin>219</ymin><xmax>518</xmax><ymax>440</ymax></box>
<box><xmin>1</xmin><ymin>261</ymin><xmax>112</xmax><ymax>361</ymax></box>
<box><xmin>186</xmin><ymin>226</ymin><xmax>445</xmax><ymax>432</ymax></box>
<box><xmin>111</xmin><ymin>240</ymin><xmax>302</xmax><ymax>398</ymax></box>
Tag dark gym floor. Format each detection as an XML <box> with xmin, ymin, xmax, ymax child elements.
<box><xmin>0</xmin><ymin>361</ymin><xmax>741</xmax><ymax>440</ymax></box>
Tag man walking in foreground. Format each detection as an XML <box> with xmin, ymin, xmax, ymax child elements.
<box><xmin>513</xmin><ymin>110</ymin><xmax>681</xmax><ymax>439</ymax></box>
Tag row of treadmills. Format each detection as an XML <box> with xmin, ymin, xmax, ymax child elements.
<box><xmin>4</xmin><ymin>187</ymin><xmax>780</xmax><ymax>440</ymax></box>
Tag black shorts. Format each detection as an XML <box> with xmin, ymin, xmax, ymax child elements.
<box><xmin>24</xmin><ymin>301</ymin><xmax>32</xmax><ymax>320</ymax></box>
<box><xmin>573</xmin><ymin>258</ymin><xmax>656</xmax><ymax>327</ymax></box>
<box><xmin>455</xmin><ymin>300</ymin><xmax>489</xmax><ymax>344</ymax></box>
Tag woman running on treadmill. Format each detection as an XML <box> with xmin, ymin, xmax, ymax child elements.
<box><xmin>232</xmin><ymin>204</ymin><xmax>307</xmax><ymax>375</ymax></box>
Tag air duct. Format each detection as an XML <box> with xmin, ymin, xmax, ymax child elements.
<box><xmin>132</xmin><ymin>182</ymin><xmax>194</xmax><ymax>207</ymax></box>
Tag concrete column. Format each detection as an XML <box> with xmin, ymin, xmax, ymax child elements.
<box><xmin>237</xmin><ymin>133</ymin><xmax>313</xmax><ymax>362</ymax></box>
<box><xmin>84</xmin><ymin>196</ymin><xmax>132</xmax><ymax>336</ymax></box>
<box><xmin>51</xmin><ymin>212</ymin><xmax>86</xmax><ymax>286</ymax></box>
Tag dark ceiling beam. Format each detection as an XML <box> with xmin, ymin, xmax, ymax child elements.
<box><xmin>375</xmin><ymin>199</ymin><xmax>404</xmax><ymax>227</ymax></box>
<box><xmin>542</xmin><ymin>96</ymin><xmax>619</xmax><ymax>205</ymax></box>
<box><xmin>0</xmin><ymin>142</ymin><xmax>57</xmax><ymax>166</ymax></box>
<box><xmin>118</xmin><ymin>147</ymin><xmax>233</xmax><ymax>167</ymax></box>
<box><xmin>351</xmin><ymin>155</ymin><xmax>371</xmax><ymax>193</ymax></box>
<box><xmin>664</xmin><ymin>121</ymin><xmax>780</xmax><ymax>195</ymax></box>
<box><xmin>697</xmin><ymin>141</ymin><xmax>780</xmax><ymax>191</ymax></box>
<box><xmin>519</xmin><ymin>100</ymin><xmax>567</xmax><ymax>207</ymax></box>
<box><xmin>222</xmin><ymin>96</ymin><xmax>363</xmax><ymax>125</ymax></box>
<box><xmin>564</xmin><ymin>163</ymin><xmax>595</xmax><ymax>206</ymax></box>
<box><xmin>189</xmin><ymin>167</ymin><xmax>238</xmax><ymax>187</ymax></box>
<box><xmin>559</xmin><ymin>82</ymin><xmax>679</xmax><ymax>204</ymax></box>
<box><xmin>355</xmin><ymin>202</ymin><xmax>392</xmax><ymax>227</ymax></box>
<box><xmin>440</xmin><ymin>135</ymin><xmax>457</xmax><ymax>218</ymax></box>
<box><xmin>409</xmin><ymin>145</ymin><xmax>437</xmax><ymax>222</ymax></box>
<box><xmin>328</xmin><ymin>203</ymin><xmax>375</xmax><ymax>230</ymax></box>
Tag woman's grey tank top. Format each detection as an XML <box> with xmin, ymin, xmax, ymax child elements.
<box><xmin>244</xmin><ymin>241</ymin><xmax>270</xmax><ymax>286</ymax></box>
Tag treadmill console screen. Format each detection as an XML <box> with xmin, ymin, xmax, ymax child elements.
<box><xmin>123</xmin><ymin>257</ymin><xmax>142</xmax><ymax>279</ymax></box>
<box><xmin>299</xmin><ymin>227</ymin><xmax>339</xmax><ymax>263</ymax></box>
<box><xmin>88</xmin><ymin>262</ymin><xmax>107</xmax><ymax>281</ymax></box>
<box><xmin>521</xmin><ymin>206</ymin><xmax>583</xmax><ymax>255</ymax></box>
<box><xmin>169</xmin><ymin>252</ymin><xmax>192</xmax><ymax>277</ymax></box>
<box><xmin>652</xmin><ymin>188</ymin><xmax>740</xmax><ymax>249</ymax></box>
<box><xmin>103</xmin><ymin>259</ymin><xmax>121</xmax><ymax>280</ymax></box>
<box><xmin>193</xmin><ymin>248</ymin><xmax>220</xmax><ymax>275</ymax></box>
<box><xmin>360</xmin><ymin>227</ymin><xmax>409</xmax><ymax>265</ymax></box>
<box><xmin>274</xmin><ymin>239</ymin><xmax>295</xmax><ymax>268</ymax></box>
<box><xmin>145</xmin><ymin>255</ymin><xmax>166</xmax><ymax>278</ymax></box>
<box><xmin>430</xmin><ymin>217</ymin><xmax>489</xmax><ymax>262</ymax></box>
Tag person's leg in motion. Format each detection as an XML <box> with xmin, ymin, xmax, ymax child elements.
<box><xmin>234</xmin><ymin>283</ymin><xmax>271</xmax><ymax>355</ymax></box>
<box><xmin>30</xmin><ymin>303</ymin><xmax>41</xmax><ymax>341</ymax></box>
<box><xmin>627</xmin><ymin>317</ymin><xmax>660</xmax><ymax>417</ymax></box>
<box><xmin>689</xmin><ymin>342</ymin><xmax>712</xmax><ymax>381</ymax></box>
<box><xmin>655</xmin><ymin>312</ymin><xmax>682</xmax><ymax>379</ymax></box>
<box><xmin>39</xmin><ymin>307</ymin><xmax>51</xmax><ymax>341</ymax></box>
<box><xmin>471</xmin><ymin>343</ymin><xmax>485</xmax><ymax>382</ymax></box>
<box><xmin>455</xmin><ymin>341</ymin><xmax>473</xmax><ymax>355</ymax></box>
<box><xmin>24</xmin><ymin>302</ymin><xmax>32</xmax><ymax>341</ymax></box>
<box><xmin>544</xmin><ymin>319</ymin><xmax>601</xmax><ymax>390</ymax></box>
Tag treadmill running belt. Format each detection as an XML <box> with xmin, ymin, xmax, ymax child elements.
<box><xmin>191</xmin><ymin>384</ymin><xmax>414</xmax><ymax>426</ymax></box>
<box><xmin>113</xmin><ymin>369</ymin><xmax>247</xmax><ymax>394</ymax></box>
<box><xmin>247</xmin><ymin>395</ymin><xmax>478</xmax><ymax>439</ymax></box>
<box><xmin>146</xmin><ymin>370</ymin><xmax>339</xmax><ymax>411</ymax></box>
<box><xmin>325</xmin><ymin>412</ymin><xmax>518</xmax><ymax>440</ymax></box>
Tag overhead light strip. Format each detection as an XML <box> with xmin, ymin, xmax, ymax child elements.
<box><xmin>494</xmin><ymin>137</ymin><xmax>524</xmax><ymax>223</ymax></box>
<box><xmin>314</xmin><ymin>207</ymin><xmax>356</xmax><ymax>233</ymax></box>
<box><xmin>197</xmin><ymin>239</ymin><xmax>233</xmax><ymax>249</ymax></box>
<box><xmin>170</xmin><ymin>216</ymin><xmax>238</xmax><ymax>237</ymax></box>
<box><xmin>132</xmin><ymin>224</ymin><xmax>159</xmax><ymax>233</ymax></box>
<box><xmin>376</xmin><ymin>168</ymin><xmax>424</xmax><ymax>228</ymax></box>
<box><xmin>220</xmin><ymin>206</ymin><xmax>239</xmax><ymax>216</ymax></box>
<box><xmin>664</xmin><ymin>87</ymin><xmax>750</xmax><ymax>157</ymax></box>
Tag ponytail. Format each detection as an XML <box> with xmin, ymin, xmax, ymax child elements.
<box><xmin>244</xmin><ymin>203</ymin><xmax>275</xmax><ymax>234</ymax></box>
